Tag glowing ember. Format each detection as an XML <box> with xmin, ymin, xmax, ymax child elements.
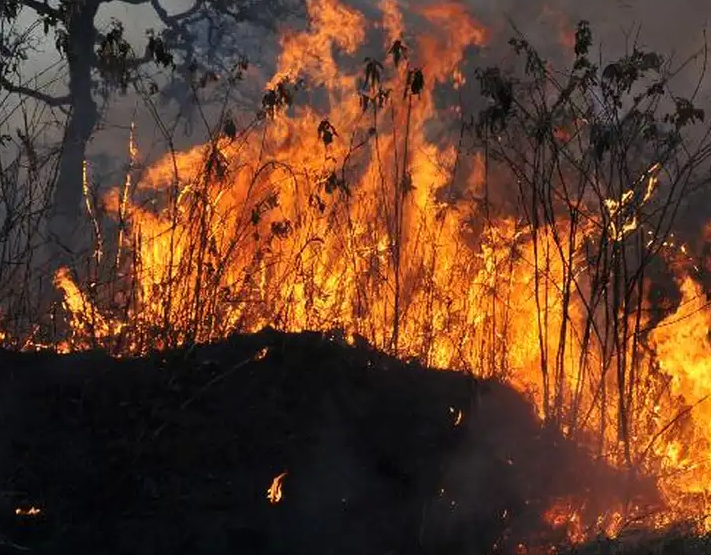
<box><xmin>15</xmin><ymin>506</ymin><xmax>41</xmax><ymax>516</ymax></box>
<box><xmin>268</xmin><ymin>472</ymin><xmax>288</xmax><ymax>504</ymax></box>
<box><xmin>449</xmin><ymin>406</ymin><xmax>463</xmax><ymax>426</ymax></box>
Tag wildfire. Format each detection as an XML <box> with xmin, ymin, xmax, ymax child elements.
<box><xmin>11</xmin><ymin>0</ymin><xmax>711</xmax><ymax>545</ymax></box>
<box><xmin>268</xmin><ymin>472</ymin><xmax>288</xmax><ymax>504</ymax></box>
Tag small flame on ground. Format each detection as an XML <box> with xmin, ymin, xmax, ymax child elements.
<box><xmin>15</xmin><ymin>506</ymin><xmax>41</xmax><ymax>516</ymax></box>
<box><xmin>254</xmin><ymin>347</ymin><xmax>270</xmax><ymax>361</ymax></box>
<box><xmin>268</xmin><ymin>472</ymin><xmax>288</xmax><ymax>504</ymax></box>
<box><xmin>449</xmin><ymin>406</ymin><xmax>463</xmax><ymax>426</ymax></box>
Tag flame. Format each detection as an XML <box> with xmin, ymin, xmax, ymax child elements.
<box><xmin>15</xmin><ymin>506</ymin><xmax>41</xmax><ymax>516</ymax></box>
<box><xmin>13</xmin><ymin>0</ymin><xmax>711</xmax><ymax>543</ymax></box>
<box><xmin>268</xmin><ymin>472</ymin><xmax>288</xmax><ymax>504</ymax></box>
<box><xmin>449</xmin><ymin>406</ymin><xmax>463</xmax><ymax>426</ymax></box>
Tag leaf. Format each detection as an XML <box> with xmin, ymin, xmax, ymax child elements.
<box><xmin>271</xmin><ymin>220</ymin><xmax>292</xmax><ymax>238</ymax></box>
<box><xmin>669</xmin><ymin>98</ymin><xmax>705</xmax><ymax>129</ymax></box>
<box><xmin>251</xmin><ymin>207</ymin><xmax>261</xmax><ymax>226</ymax></box>
<box><xmin>407</xmin><ymin>68</ymin><xmax>424</xmax><ymax>97</ymax></box>
<box><xmin>223</xmin><ymin>118</ymin><xmax>237</xmax><ymax>140</ymax></box>
<box><xmin>146</xmin><ymin>31</ymin><xmax>175</xmax><ymax>69</ymax></box>
<box><xmin>388</xmin><ymin>39</ymin><xmax>408</xmax><ymax>67</ymax></box>
<box><xmin>309</xmin><ymin>193</ymin><xmax>326</xmax><ymax>213</ymax></box>
<box><xmin>574</xmin><ymin>20</ymin><xmax>592</xmax><ymax>57</ymax></box>
<box><xmin>325</xmin><ymin>172</ymin><xmax>338</xmax><ymax>194</ymax></box>
<box><xmin>360</xmin><ymin>93</ymin><xmax>370</xmax><ymax>112</ymax></box>
<box><xmin>363</xmin><ymin>57</ymin><xmax>383</xmax><ymax>90</ymax></box>
<box><xmin>317</xmin><ymin>119</ymin><xmax>338</xmax><ymax>147</ymax></box>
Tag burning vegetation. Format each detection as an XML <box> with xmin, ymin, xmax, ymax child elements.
<box><xmin>2</xmin><ymin>0</ymin><xmax>711</xmax><ymax>551</ymax></box>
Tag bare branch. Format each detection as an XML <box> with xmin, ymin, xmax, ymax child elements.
<box><xmin>20</xmin><ymin>0</ymin><xmax>59</xmax><ymax>17</ymax></box>
<box><xmin>150</xmin><ymin>0</ymin><xmax>204</xmax><ymax>26</ymax></box>
<box><xmin>0</xmin><ymin>76</ymin><xmax>71</xmax><ymax>107</ymax></box>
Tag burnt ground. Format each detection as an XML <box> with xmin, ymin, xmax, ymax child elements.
<box><xmin>0</xmin><ymin>328</ymin><xmax>672</xmax><ymax>555</ymax></box>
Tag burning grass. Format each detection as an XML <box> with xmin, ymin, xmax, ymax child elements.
<box><xmin>2</xmin><ymin>0</ymin><xmax>711</xmax><ymax>546</ymax></box>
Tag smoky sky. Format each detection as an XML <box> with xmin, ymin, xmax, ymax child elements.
<box><xmin>3</xmin><ymin>0</ymin><xmax>709</xmax><ymax>173</ymax></box>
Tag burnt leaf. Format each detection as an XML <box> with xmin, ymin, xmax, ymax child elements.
<box><xmin>590</xmin><ymin>124</ymin><xmax>614</xmax><ymax>161</ymax></box>
<box><xmin>317</xmin><ymin>119</ymin><xmax>338</xmax><ymax>147</ymax></box>
<box><xmin>251</xmin><ymin>207</ymin><xmax>261</xmax><ymax>226</ymax></box>
<box><xmin>364</xmin><ymin>57</ymin><xmax>384</xmax><ymax>90</ymax></box>
<box><xmin>377</xmin><ymin>88</ymin><xmax>391</xmax><ymax>107</ymax></box>
<box><xmin>325</xmin><ymin>172</ymin><xmax>338</xmax><ymax>194</ymax></box>
<box><xmin>574</xmin><ymin>20</ymin><xmax>592</xmax><ymax>57</ymax></box>
<box><xmin>95</xmin><ymin>19</ymin><xmax>136</xmax><ymax>92</ymax></box>
<box><xmin>402</xmin><ymin>172</ymin><xmax>415</xmax><ymax>194</ymax></box>
<box><xmin>206</xmin><ymin>147</ymin><xmax>228</xmax><ymax>180</ymax></box>
<box><xmin>474</xmin><ymin>67</ymin><xmax>514</xmax><ymax>135</ymax></box>
<box><xmin>271</xmin><ymin>220</ymin><xmax>292</xmax><ymax>238</ymax></box>
<box><xmin>360</xmin><ymin>93</ymin><xmax>370</xmax><ymax>113</ymax></box>
<box><xmin>310</xmin><ymin>194</ymin><xmax>327</xmax><ymax>213</ymax></box>
<box><xmin>666</xmin><ymin>97</ymin><xmax>705</xmax><ymax>129</ymax></box>
<box><xmin>388</xmin><ymin>39</ymin><xmax>408</xmax><ymax>67</ymax></box>
<box><xmin>262</xmin><ymin>80</ymin><xmax>294</xmax><ymax>117</ymax></box>
<box><xmin>223</xmin><ymin>118</ymin><xmax>237</xmax><ymax>140</ymax></box>
<box><xmin>406</xmin><ymin>68</ymin><xmax>424</xmax><ymax>97</ymax></box>
<box><xmin>231</xmin><ymin>56</ymin><xmax>249</xmax><ymax>81</ymax></box>
<box><xmin>146</xmin><ymin>29</ymin><xmax>175</xmax><ymax>69</ymax></box>
<box><xmin>264</xmin><ymin>193</ymin><xmax>280</xmax><ymax>210</ymax></box>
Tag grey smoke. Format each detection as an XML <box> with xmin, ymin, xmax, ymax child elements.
<box><xmin>1</xmin><ymin>0</ymin><xmax>709</xmax><ymax>211</ymax></box>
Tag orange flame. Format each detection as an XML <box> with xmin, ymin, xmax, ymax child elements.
<box><xmin>268</xmin><ymin>472</ymin><xmax>288</xmax><ymax>504</ymax></box>
<box><xmin>15</xmin><ymin>506</ymin><xmax>41</xmax><ymax>516</ymax></box>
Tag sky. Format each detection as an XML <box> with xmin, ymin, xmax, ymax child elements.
<box><xmin>3</xmin><ymin>0</ymin><xmax>710</xmax><ymax>179</ymax></box>
<box><xmin>10</xmin><ymin>0</ymin><xmax>710</xmax><ymax>101</ymax></box>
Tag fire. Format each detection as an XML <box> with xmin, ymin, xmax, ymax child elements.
<box><xmin>647</xmin><ymin>276</ymin><xmax>711</xmax><ymax>518</ymax></box>
<box><xmin>449</xmin><ymin>406</ymin><xmax>463</xmax><ymax>426</ymax></box>
<box><xmin>9</xmin><ymin>0</ymin><xmax>711</xmax><ymax>544</ymax></box>
<box><xmin>268</xmin><ymin>472</ymin><xmax>288</xmax><ymax>504</ymax></box>
<box><xmin>15</xmin><ymin>506</ymin><xmax>41</xmax><ymax>516</ymax></box>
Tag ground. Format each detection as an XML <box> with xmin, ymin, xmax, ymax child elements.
<box><xmin>0</xmin><ymin>328</ymin><xmax>694</xmax><ymax>554</ymax></box>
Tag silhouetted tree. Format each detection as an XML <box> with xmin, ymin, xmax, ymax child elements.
<box><xmin>0</xmin><ymin>0</ymin><xmax>296</xmax><ymax>253</ymax></box>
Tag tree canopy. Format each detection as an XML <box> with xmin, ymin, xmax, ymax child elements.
<box><xmin>0</xmin><ymin>0</ymin><xmax>296</xmax><ymax>253</ymax></box>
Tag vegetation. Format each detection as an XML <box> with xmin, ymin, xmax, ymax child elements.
<box><xmin>2</xmin><ymin>0</ymin><xmax>711</xmax><ymax>550</ymax></box>
<box><xmin>0</xmin><ymin>0</ymin><xmax>296</xmax><ymax>252</ymax></box>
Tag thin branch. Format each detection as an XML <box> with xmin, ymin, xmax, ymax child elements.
<box><xmin>19</xmin><ymin>0</ymin><xmax>59</xmax><ymax>17</ymax></box>
<box><xmin>0</xmin><ymin>76</ymin><xmax>71</xmax><ymax>106</ymax></box>
<box><xmin>150</xmin><ymin>0</ymin><xmax>204</xmax><ymax>26</ymax></box>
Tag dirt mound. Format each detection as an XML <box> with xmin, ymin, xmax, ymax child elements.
<box><xmin>0</xmin><ymin>329</ymin><xmax>657</xmax><ymax>554</ymax></box>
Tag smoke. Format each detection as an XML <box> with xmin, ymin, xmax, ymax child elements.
<box><xmin>5</xmin><ymin>0</ymin><xmax>708</xmax><ymax>170</ymax></box>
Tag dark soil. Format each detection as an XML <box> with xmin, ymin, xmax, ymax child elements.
<box><xmin>0</xmin><ymin>329</ymin><xmax>664</xmax><ymax>554</ymax></box>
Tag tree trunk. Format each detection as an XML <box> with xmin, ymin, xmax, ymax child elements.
<box><xmin>48</xmin><ymin>1</ymin><xmax>100</xmax><ymax>261</ymax></box>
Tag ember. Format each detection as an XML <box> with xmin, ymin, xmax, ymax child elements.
<box><xmin>15</xmin><ymin>507</ymin><xmax>41</xmax><ymax>517</ymax></box>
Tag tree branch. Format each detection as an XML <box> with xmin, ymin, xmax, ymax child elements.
<box><xmin>20</xmin><ymin>0</ymin><xmax>59</xmax><ymax>18</ymax></box>
<box><xmin>0</xmin><ymin>76</ymin><xmax>71</xmax><ymax>107</ymax></box>
<box><xmin>150</xmin><ymin>0</ymin><xmax>204</xmax><ymax>26</ymax></box>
